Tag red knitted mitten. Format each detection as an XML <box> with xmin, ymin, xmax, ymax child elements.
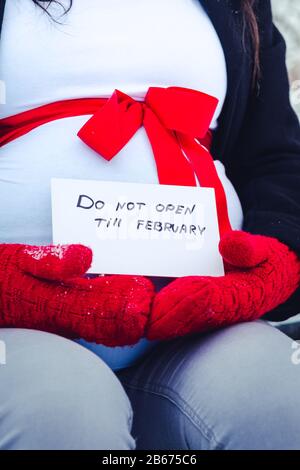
<box><xmin>146</xmin><ymin>231</ymin><xmax>300</xmax><ymax>341</ymax></box>
<box><xmin>0</xmin><ymin>244</ymin><xmax>154</xmax><ymax>346</ymax></box>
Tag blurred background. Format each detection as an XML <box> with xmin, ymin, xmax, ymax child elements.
<box><xmin>269</xmin><ymin>1</ymin><xmax>300</xmax><ymax>336</ymax></box>
<box><xmin>272</xmin><ymin>0</ymin><xmax>300</xmax><ymax>118</ymax></box>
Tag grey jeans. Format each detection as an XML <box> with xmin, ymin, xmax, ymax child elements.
<box><xmin>1</xmin><ymin>321</ymin><xmax>300</xmax><ymax>450</ymax></box>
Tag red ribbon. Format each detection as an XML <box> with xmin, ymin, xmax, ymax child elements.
<box><xmin>0</xmin><ymin>86</ymin><xmax>232</xmax><ymax>235</ymax></box>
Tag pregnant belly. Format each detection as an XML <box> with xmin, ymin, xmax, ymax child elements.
<box><xmin>0</xmin><ymin>115</ymin><xmax>243</xmax><ymax>244</ymax></box>
<box><xmin>0</xmin><ymin>115</ymin><xmax>243</xmax><ymax>370</ymax></box>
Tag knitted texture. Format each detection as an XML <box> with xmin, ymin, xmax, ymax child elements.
<box><xmin>146</xmin><ymin>231</ymin><xmax>300</xmax><ymax>341</ymax></box>
<box><xmin>0</xmin><ymin>243</ymin><xmax>154</xmax><ymax>346</ymax></box>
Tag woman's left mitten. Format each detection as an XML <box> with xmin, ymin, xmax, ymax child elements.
<box><xmin>146</xmin><ymin>231</ymin><xmax>300</xmax><ymax>341</ymax></box>
<box><xmin>0</xmin><ymin>243</ymin><xmax>155</xmax><ymax>346</ymax></box>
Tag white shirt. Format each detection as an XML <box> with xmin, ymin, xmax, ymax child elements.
<box><xmin>0</xmin><ymin>0</ymin><xmax>243</xmax><ymax>369</ymax></box>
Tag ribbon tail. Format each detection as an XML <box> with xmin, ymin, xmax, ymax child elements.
<box><xmin>143</xmin><ymin>108</ymin><xmax>196</xmax><ymax>186</ymax></box>
<box><xmin>176</xmin><ymin>132</ymin><xmax>232</xmax><ymax>236</ymax></box>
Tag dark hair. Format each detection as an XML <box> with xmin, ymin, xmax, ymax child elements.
<box><xmin>32</xmin><ymin>0</ymin><xmax>73</xmax><ymax>17</ymax></box>
<box><xmin>33</xmin><ymin>0</ymin><xmax>260</xmax><ymax>84</ymax></box>
<box><xmin>242</xmin><ymin>0</ymin><xmax>260</xmax><ymax>84</ymax></box>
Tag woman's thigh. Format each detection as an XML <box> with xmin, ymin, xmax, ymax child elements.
<box><xmin>116</xmin><ymin>320</ymin><xmax>300</xmax><ymax>450</ymax></box>
<box><xmin>0</xmin><ymin>328</ymin><xmax>135</xmax><ymax>450</ymax></box>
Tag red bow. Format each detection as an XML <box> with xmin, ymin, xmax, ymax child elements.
<box><xmin>0</xmin><ymin>86</ymin><xmax>232</xmax><ymax>235</ymax></box>
<box><xmin>78</xmin><ymin>86</ymin><xmax>231</xmax><ymax>235</ymax></box>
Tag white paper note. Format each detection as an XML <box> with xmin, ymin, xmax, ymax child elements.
<box><xmin>51</xmin><ymin>178</ymin><xmax>224</xmax><ymax>278</ymax></box>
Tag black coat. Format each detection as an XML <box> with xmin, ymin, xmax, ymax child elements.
<box><xmin>1</xmin><ymin>0</ymin><xmax>300</xmax><ymax>320</ymax></box>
